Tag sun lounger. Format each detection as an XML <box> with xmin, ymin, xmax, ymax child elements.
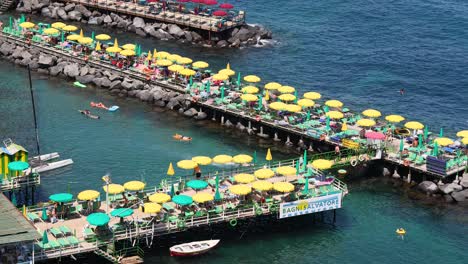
<box><xmin>57</xmin><ymin>238</ymin><xmax>71</xmax><ymax>247</ymax></box>
<box><xmin>163</xmin><ymin>203</ymin><xmax>175</xmax><ymax>212</ymax></box>
<box><xmin>50</xmin><ymin>227</ymin><xmax>62</xmax><ymax>238</ymax></box>
<box><xmin>83</xmin><ymin>228</ymin><xmax>96</xmax><ymax>240</ymax></box>
<box><xmin>67</xmin><ymin>236</ymin><xmax>80</xmax><ymax>246</ymax></box>
<box><xmin>49</xmin><ymin>240</ymin><xmax>61</xmax><ymax>249</ymax></box>
<box><xmin>59</xmin><ymin>226</ymin><xmax>72</xmax><ymax>235</ymax></box>
<box><xmin>27</xmin><ymin>212</ymin><xmax>40</xmax><ymax>222</ymax></box>
<box><xmin>185</xmin><ymin>211</ymin><xmax>194</xmax><ymax>218</ymax></box>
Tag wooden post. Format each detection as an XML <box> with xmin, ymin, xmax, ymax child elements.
<box><xmin>221</xmin><ymin>115</ymin><xmax>224</xmax><ymax>125</ymax></box>
<box><xmin>407</xmin><ymin>169</ymin><xmax>411</xmax><ymax>183</ymax></box>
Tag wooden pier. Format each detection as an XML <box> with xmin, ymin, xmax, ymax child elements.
<box><xmin>1</xmin><ymin>33</ymin><xmax>466</xmax><ymax>181</ymax></box>
<box><xmin>56</xmin><ymin>0</ymin><xmax>245</xmax><ymax>32</ymax></box>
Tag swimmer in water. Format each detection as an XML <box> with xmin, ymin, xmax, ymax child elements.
<box><xmin>400</xmin><ymin>88</ymin><xmax>405</xmax><ymax>95</ymax></box>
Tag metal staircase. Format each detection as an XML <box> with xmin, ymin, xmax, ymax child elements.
<box><xmin>0</xmin><ymin>0</ymin><xmax>15</xmax><ymax>12</ymax></box>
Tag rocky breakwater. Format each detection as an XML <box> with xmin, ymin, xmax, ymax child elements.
<box><xmin>16</xmin><ymin>1</ymin><xmax>273</xmax><ymax>48</ymax></box>
<box><xmin>417</xmin><ymin>174</ymin><xmax>468</xmax><ymax>204</ymax></box>
<box><xmin>0</xmin><ymin>38</ymin><xmax>208</xmax><ymax>119</ymax></box>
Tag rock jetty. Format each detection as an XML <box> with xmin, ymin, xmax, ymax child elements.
<box><xmin>15</xmin><ymin>0</ymin><xmax>273</xmax><ymax>48</ymax></box>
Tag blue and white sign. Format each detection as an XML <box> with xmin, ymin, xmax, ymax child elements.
<box><xmin>279</xmin><ymin>193</ymin><xmax>342</xmax><ymax>219</ymax></box>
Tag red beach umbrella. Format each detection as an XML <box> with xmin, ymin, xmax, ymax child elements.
<box><xmin>213</xmin><ymin>10</ymin><xmax>227</xmax><ymax>16</ymax></box>
<box><xmin>191</xmin><ymin>0</ymin><xmax>204</xmax><ymax>3</ymax></box>
<box><xmin>178</xmin><ymin>0</ymin><xmax>190</xmax><ymax>2</ymax></box>
<box><xmin>204</xmin><ymin>0</ymin><xmax>218</xmax><ymax>5</ymax></box>
<box><xmin>219</xmin><ymin>3</ymin><xmax>233</xmax><ymax>9</ymax></box>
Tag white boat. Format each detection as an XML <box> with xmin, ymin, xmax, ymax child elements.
<box><xmin>30</xmin><ymin>152</ymin><xmax>60</xmax><ymax>161</ymax></box>
<box><xmin>169</xmin><ymin>240</ymin><xmax>220</xmax><ymax>257</ymax></box>
<box><xmin>32</xmin><ymin>159</ymin><xmax>74</xmax><ymax>173</ymax></box>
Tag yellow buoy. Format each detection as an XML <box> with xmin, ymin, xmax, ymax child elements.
<box><xmin>396</xmin><ymin>228</ymin><xmax>406</xmax><ymax>235</ymax></box>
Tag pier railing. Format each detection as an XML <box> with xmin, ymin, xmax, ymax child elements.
<box><xmin>0</xmin><ymin>173</ymin><xmax>40</xmax><ymax>191</ymax></box>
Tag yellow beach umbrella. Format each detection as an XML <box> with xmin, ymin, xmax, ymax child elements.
<box><xmin>311</xmin><ymin>159</ymin><xmax>333</xmax><ymax>170</ymax></box>
<box><xmin>265</xmin><ymin>82</ymin><xmax>281</xmax><ymax>90</ymax></box>
<box><xmin>462</xmin><ymin>137</ymin><xmax>468</xmax><ymax>145</ymax></box>
<box><xmin>95</xmin><ymin>34</ymin><xmax>111</xmax><ymax>41</ymax></box>
<box><xmin>219</xmin><ymin>68</ymin><xmax>235</xmax><ymax>76</ymax></box>
<box><xmin>341</xmin><ymin>121</ymin><xmax>348</xmax><ymax>131</ymax></box>
<box><xmin>156</xmin><ymin>59</ymin><xmax>173</xmax><ymax>67</ymax></box>
<box><xmin>266</xmin><ymin>148</ymin><xmax>272</xmax><ymax>161</ymax></box>
<box><xmin>244</xmin><ymin>75</ymin><xmax>261</xmax><ymax>83</ymax></box>
<box><xmin>213</xmin><ymin>155</ymin><xmax>233</xmax><ymax>164</ymax></box>
<box><xmin>192</xmin><ymin>192</ymin><xmax>214</xmax><ymax>203</ymax></box>
<box><xmin>51</xmin><ymin>22</ymin><xmax>66</xmax><ymax>29</ymax></box>
<box><xmin>167</xmin><ymin>54</ymin><xmax>182</xmax><ymax>62</ymax></box>
<box><xmin>78</xmin><ymin>37</ymin><xmax>93</xmax><ymax>45</ymax></box>
<box><xmin>140</xmin><ymin>202</ymin><xmax>162</xmax><ymax>214</ymax></box>
<box><xmin>285</xmin><ymin>104</ymin><xmax>301</xmax><ymax>113</ymax></box>
<box><xmin>273</xmin><ymin>182</ymin><xmax>294</xmax><ymax>193</ymax></box>
<box><xmin>357</xmin><ymin>119</ymin><xmax>376</xmax><ymax>127</ymax></box>
<box><xmin>385</xmin><ymin>115</ymin><xmax>405</xmax><ymax>123</ymax></box>
<box><xmin>123</xmin><ymin>181</ymin><xmax>145</xmax><ymax>191</ymax></box>
<box><xmin>252</xmin><ymin>180</ymin><xmax>273</xmax><ymax>191</ymax></box>
<box><xmin>20</xmin><ymin>22</ymin><xmax>35</xmax><ymax>29</ymax></box>
<box><xmin>95</xmin><ymin>41</ymin><xmax>101</xmax><ymax>51</ymax></box>
<box><xmin>79</xmin><ymin>29</ymin><xmax>84</xmax><ymax>38</ymax></box>
<box><xmin>177</xmin><ymin>57</ymin><xmax>193</xmax><ymax>65</ymax></box>
<box><xmin>232</xmin><ymin>154</ymin><xmax>253</xmax><ymax>164</ymax></box>
<box><xmin>278</xmin><ymin>94</ymin><xmax>296</xmax><ymax>102</ymax></box>
<box><xmin>212</xmin><ymin>73</ymin><xmax>229</xmax><ymax>81</ymax></box>
<box><xmin>242</xmin><ymin>86</ymin><xmax>259</xmax><ymax>94</ymax></box>
<box><xmin>67</xmin><ymin>34</ymin><xmax>81</xmax><ymax>41</ymax></box>
<box><xmin>234</xmin><ymin>173</ymin><xmax>255</xmax><ymax>183</ymax></box>
<box><xmin>192</xmin><ymin>156</ymin><xmax>212</xmax><ymax>165</ymax></box>
<box><xmin>120</xmin><ymin>49</ymin><xmax>136</xmax><ymax>56</ymax></box>
<box><xmin>156</xmin><ymin>51</ymin><xmax>170</xmax><ymax>59</ymax></box>
<box><xmin>106</xmin><ymin>46</ymin><xmax>122</xmax><ymax>53</ymax></box>
<box><xmin>362</xmin><ymin>109</ymin><xmax>382</xmax><ymax>118</ymax></box>
<box><xmin>276</xmin><ymin>166</ymin><xmax>297</xmax><ymax>175</ymax></box>
<box><xmin>62</xmin><ymin>25</ymin><xmax>78</xmax><ymax>32</ymax></box>
<box><xmin>153</xmin><ymin>49</ymin><xmax>157</xmax><ymax>60</ymax></box>
<box><xmin>241</xmin><ymin>94</ymin><xmax>258</xmax><ymax>102</ymax></box>
<box><xmin>149</xmin><ymin>193</ymin><xmax>171</xmax><ymax>203</ymax></box>
<box><xmin>193</xmin><ymin>61</ymin><xmax>209</xmax><ymax>69</ymax></box>
<box><xmin>326</xmin><ymin>111</ymin><xmax>344</xmax><ymax>119</ymax></box>
<box><xmin>177</xmin><ymin>160</ymin><xmax>198</xmax><ymax>169</ymax></box>
<box><xmin>146</xmin><ymin>51</ymin><xmax>152</xmax><ymax>61</ymax></box>
<box><xmin>434</xmin><ymin>137</ymin><xmax>454</xmax><ymax>146</ymax></box>
<box><xmin>167</xmin><ymin>162</ymin><xmax>175</xmax><ymax>176</ymax></box>
<box><xmin>325</xmin><ymin>100</ymin><xmax>343</xmax><ymax>108</ymax></box>
<box><xmin>168</xmin><ymin>64</ymin><xmax>184</xmax><ymax>72</ymax></box>
<box><xmin>297</xmin><ymin>99</ymin><xmax>315</xmax><ymax>108</ymax></box>
<box><xmin>103</xmin><ymin>184</ymin><xmax>125</xmax><ymax>194</ymax></box>
<box><xmin>278</xmin><ymin>86</ymin><xmax>295</xmax><ymax>94</ymax></box>
<box><xmin>43</xmin><ymin>28</ymin><xmax>59</xmax><ymax>35</ymax></box>
<box><xmin>304</xmin><ymin>92</ymin><xmax>321</xmax><ymax>100</ymax></box>
<box><xmin>269</xmin><ymin>102</ymin><xmax>287</xmax><ymax>111</ymax></box>
<box><xmin>77</xmin><ymin>190</ymin><xmax>100</xmax><ymax>201</ymax></box>
<box><xmin>229</xmin><ymin>184</ymin><xmax>252</xmax><ymax>195</ymax></box>
<box><xmin>456</xmin><ymin>130</ymin><xmax>468</xmax><ymax>138</ymax></box>
<box><xmin>254</xmin><ymin>168</ymin><xmax>274</xmax><ymax>179</ymax></box>
<box><xmin>405</xmin><ymin>121</ymin><xmax>424</xmax><ymax>130</ymax></box>
<box><xmin>179</xmin><ymin>68</ymin><xmax>196</xmax><ymax>76</ymax></box>
<box><xmin>122</xmin><ymin>43</ymin><xmax>136</xmax><ymax>50</ymax></box>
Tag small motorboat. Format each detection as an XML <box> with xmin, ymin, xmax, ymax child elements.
<box><xmin>73</xmin><ymin>81</ymin><xmax>86</xmax><ymax>88</ymax></box>
<box><xmin>169</xmin><ymin>240</ymin><xmax>220</xmax><ymax>257</ymax></box>
<box><xmin>79</xmin><ymin>110</ymin><xmax>100</xmax><ymax>119</ymax></box>
<box><xmin>90</xmin><ymin>102</ymin><xmax>108</xmax><ymax>110</ymax></box>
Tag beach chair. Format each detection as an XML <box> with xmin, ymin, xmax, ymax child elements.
<box><xmin>185</xmin><ymin>211</ymin><xmax>194</xmax><ymax>218</ymax></box>
<box><xmin>408</xmin><ymin>153</ymin><xmax>417</xmax><ymax>162</ymax></box>
<box><xmin>57</xmin><ymin>238</ymin><xmax>71</xmax><ymax>248</ymax></box>
<box><xmin>59</xmin><ymin>226</ymin><xmax>72</xmax><ymax>236</ymax></box>
<box><xmin>49</xmin><ymin>240</ymin><xmax>61</xmax><ymax>249</ymax></box>
<box><xmin>208</xmin><ymin>179</ymin><xmax>216</xmax><ymax>187</ymax></box>
<box><xmin>195</xmin><ymin>210</ymin><xmax>206</xmax><ymax>217</ymax></box>
<box><xmin>27</xmin><ymin>212</ymin><xmax>40</xmax><ymax>222</ymax></box>
<box><xmin>415</xmin><ymin>156</ymin><xmax>425</xmax><ymax>165</ymax></box>
<box><xmin>50</xmin><ymin>227</ymin><xmax>63</xmax><ymax>238</ymax></box>
<box><xmin>163</xmin><ymin>203</ymin><xmax>175</xmax><ymax>212</ymax></box>
<box><xmin>67</xmin><ymin>236</ymin><xmax>80</xmax><ymax>246</ymax></box>
<box><xmin>83</xmin><ymin>228</ymin><xmax>96</xmax><ymax>241</ymax></box>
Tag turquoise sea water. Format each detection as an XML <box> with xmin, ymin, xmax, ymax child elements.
<box><xmin>1</xmin><ymin>0</ymin><xmax>468</xmax><ymax>263</ymax></box>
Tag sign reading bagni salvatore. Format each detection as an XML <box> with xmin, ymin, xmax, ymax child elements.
<box><xmin>279</xmin><ymin>193</ymin><xmax>342</xmax><ymax>219</ymax></box>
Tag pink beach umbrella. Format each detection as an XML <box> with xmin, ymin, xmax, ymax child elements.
<box><xmin>365</xmin><ymin>131</ymin><xmax>386</xmax><ymax>140</ymax></box>
<box><xmin>191</xmin><ymin>0</ymin><xmax>204</xmax><ymax>3</ymax></box>
<box><xmin>203</xmin><ymin>0</ymin><xmax>218</xmax><ymax>5</ymax></box>
<box><xmin>178</xmin><ymin>0</ymin><xmax>190</xmax><ymax>2</ymax></box>
<box><xmin>213</xmin><ymin>10</ymin><xmax>227</xmax><ymax>16</ymax></box>
<box><xmin>219</xmin><ymin>3</ymin><xmax>233</xmax><ymax>9</ymax></box>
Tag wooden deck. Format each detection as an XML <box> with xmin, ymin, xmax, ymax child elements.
<box><xmin>57</xmin><ymin>0</ymin><xmax>245</xmax><ymax>32</ymax></box>
<box><xmin>1</xmin><ymin>33</ymin><xmax>466</xmax><ymax>179</ymax></box>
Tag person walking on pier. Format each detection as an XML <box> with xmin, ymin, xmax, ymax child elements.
<box><xmin>194</xmin><ymin>165</ymin><xmax>202</xmax><ymax>179</ymax></box>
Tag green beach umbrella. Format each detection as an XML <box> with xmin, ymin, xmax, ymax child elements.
<box><xmin>324</xmin><ymin>105</ymin><xmax>329</xmax><ymax>113</ymax></box>
<box><xmin>11</xmin><ymin>192</ymin><xmax>17</xmax><ymax>207</ymax></box>
<box><xmin>189</xmin><ymin>76</ymin><xmax>193</xmax><ymax>86</ymax></box>
<box><xmin>87</xmin><ymin>212</ymin><xmax>110</xmax><ymax>226</ymax></box>
<box><xmin>303</xmin><ymin>149</ymin><xmax>308</xmax><ymax>171</ymax></box>
<box><xmin>111</xmin><ymin>208</ymin><xmax>134</xmax><ymax>218</ymax></box>
<box><xmin>253</xmin><ymin>151</ymin><xmax>257</xmax><ymax>164</ymax></box>
<box><xmin>221</xmin><ymin>86</ymin><xmax>225</xmax><ymax>100</ymax></box>
<box><xmin>418</xmin><ymin>134</ymin><xmax>423</xmax><ymax>149</ymax></box>
<box><xmin>172</xmin><ymin>195</ymin><xmax>193</xmax><ymax>206</ymax></box>
<box><xmin>170</xmin><ymin>184</ymin><xmax>175</xmax><ymax>197</ymax></box>
<box><xmin>424</xmin><ymin>126</ymin><xmax>429</xmax><ymax>140</ymax></box>
<box><xmin>41</xmin><ymin>207</ymin><xmax>48</xmax><ymax>221</ymax></box>
<box><xmin>49</xmin><ymin>193</ymin><xmax>73</xmax><ymax>203</ymax></box>
<box><xmin>214</xmin><ymin>174</ymin><xmax>221</xmax><ymax>201</ymax></box>
<box><xmin>302</xmin><ymin>176</ymin><xmax>309</xmax><ymax>195</ymax></box>
<box><xmin>433</xmin><ymin>142</ymin><xmax>439</xmax><ymax>157</ymax></box>
<box><xmin>186</xmin><ymin>180</ymin><xmax>208</xmax><ymax>190</ymax></box>
<box><xmin>326</xmin><ymin>116</ymin><xmax>330</xmax><ymax>131</ymax></box>
<box><xmin>20</xmin><ymin>14</ymin><xmax>25</xmax><ymax>23</ymax></box>
<box><xmin>295</xmin><ymin>159</ymin><xmax>300</xmax><ymax>175</ymax></box>
<box><xmin>258</xmin><ymin>95</ymin><xmax>263</xmax><ymax>110</ymax></box>
<box><xmin>236</xmin><ymin>72</ymin><xmax>241</xmax><ymax>87</ymax></box>
<box><xmin>307</xmin><ymin>110</ymin><xmax>311</xmax><ymax>121</ymax></box>
<box><xmin>294</xmin><ymin>90</ymin><xmax>298</xmax><ymax>103</ymax></box>
<box><xmin>399</xmin><ymin>138</ymin><xmax>404</xmax><ymax>152</ymax></box>
<box><xmin>206</xmin><ymin>81</ymin><xmax>211</xmax><ymax>92</ymax></box>
<box><xmin>91</xmin><ymin>31</ymin><xmax>95</xmax><ymax>40</ymax></box>
<box><xmin>42</xmin><ymin>231</ymin><xmax>49</xmax><ymax>245</ymax></box>
<box><xmin>439</xmin><ymin>127</ymin><xmax>443</xmax><ymax>137</ymax></box>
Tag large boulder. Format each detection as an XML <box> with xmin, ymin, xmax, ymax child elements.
<box><xmin>0</xmin><ymin>43</ymin><xmax>15</xmax><ymax>56</ymax></box>
<box><xmin>158</xmin><ymin>29</ymin><xmax>174</xmax><ymax>40</ymax></box>
<box><xmin>49</xmin><ymin>65</ymin><xmax>63</xmax><ymax>76</ymax></box>
<box><xmin>190</xmin><ymin>31</ymin><xmax>203</xmax><ymax>42</ymax></box>
<box><xmin>103</xmin><ymin>15</ymin><xmax>112</xmax><ymax>24</ymax></box>
<box><xmin>194</xmin><ymin>111</ymin><xmax>207</xmax><ymax>120</ymax></box>
<box><xmin>138</xmin><ymin>90</ymin><xmax>153</xmax><ymax>102</ymax></box>
<box><xmin>75</xmin><ymin>5</ymin><xmax>92</xmax><ymax>18</ymax></box>
<box><xmin>28</xmin><ymin>60</ymin><xmax>40</xmax><ymax>70</ymax></box>
<box><xmin>451</xmin><ymin>189</ymin><xmax>468</xmax><ymax>202</ymax></box>
<box><xmin>168</xmin><ymin>24</ymin><xmax>184</xmax><ymax>38</ymax></box>
<box><xmin>79</xmin><ymin>66</ymin><xmax>89</xmax><ymax>76</ymax></box>
<box><xmin>38</xmin><ymin>54</ymin><xmax>56</xmax><ymax>67</ymax></box>
<box><xmin>133</xmin><ymin>17</ymin><xmax>146</xmax><ymax>29</ymax></box>
<box><xmin>68</xmin><ymin>10</ymin><xmax>82</xmax><ymax>21</ymax></box>
<box><xmin>11</xmin><ymin>47</ymin><xmax>25</xmax><ymax>59</ymax></box>
<box><xmin>75</xmin><ymin>74</ymin><xmax>95</xmax><ymax>84</ymax></box>
<box><xmin>63</xmin><ymin>63</ymin><xmax>80</xmax><ymax>78</ymax></box>
<box><xmin>64</xmin><ymin>3</ymin><xmax>75</xmax><ymax>12</ymax></box>
<box><xmin>418</xmin><ymin>181</ymin><xmax>439</xmax><ymax>194</ymax></box>
<box><xmin>135</xmin><ymin>28</ymin><xmax>147</xmax><ymax>37</ymax></box>
<box><xmin>110</xmin><ymin>80</ymin><xmax>122</xmax><ymax>90</ymax></box>
<box><xmin>41</xmin><ymin>7</ymin><xmax>52</xmax><ymax>17</ymax></box>
<box><xmin>439</xmin><ymin>183</ymin><xmax>461</xmax><ymax>194</ymax></box>
<box><xmin>132</xmin><ymin>80</ymin><xmax>144</xmax><ymax>90</ymax></box>
<box><xmin>461</xmin><ymin>175</ymin><xmax>468</xmax><ymax>188</ymax></box>
<box><xmin>183</xmin><ymin>108</ymin><xmax>198</xmax><ymax>117</ymax></box>
<box><xmin>184</xmin><ymin>31</ymin><xmax>193</xmax><ymax>42</ymax></box>
<box><xmin>57</xmin><ymin>8</ymin><xmax>69</xmax><ymax>20</ymax></box>
<box><xmin>216</xmin><ymin>40</ymin><xmax>228</xmax><ymax>48</ymax></box>
<box><xmin>121</xmin><ymin>79</ymin><xmax>133</xmax><ymax>90</ymax></box>
<box><xmin>88</xmin><ymin>17</ymin><xmax>99</xmax><ymax>25</ymax></box>
<box><xmin>100</xmin><ymin>77</ymin><xmax>112</xmax><ymax>88</ymax></box>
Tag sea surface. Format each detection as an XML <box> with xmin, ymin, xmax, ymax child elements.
<box><xmin>1</xmin><ymin>0</ymin><xmax>468</xmax><ymax>263</ymax></box>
